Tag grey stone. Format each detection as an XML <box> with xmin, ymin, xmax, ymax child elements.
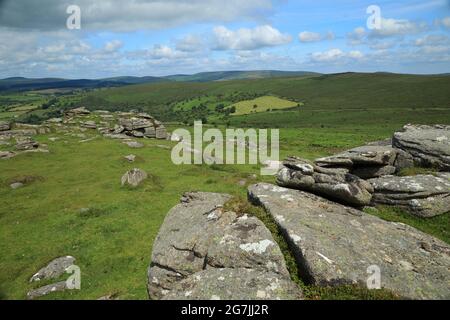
<box><xmin>155</xmin><ymin>126</ymin><xmax>167</xmax><ymax>140</ymax></box>
<box><xmin>27</xmin><ymin>281</ymin><xmax>68</xmax><ymax>300</ymax></box>
<box><xmin>369</xmin><ymin>174</ymin><xmax>450</xmax><ymax>217</ymax></box>
<box><xmin>113</xmin><ymin>125</ymin><xmax>125</xmax><ymax>134</ymax></box>
<box><xmin>248</xmin><ymin>183</ymin><xmax>450</xmax><ymax>300</ymax></box>
<box><xmin>119</xmin><ymin>117</ymin><xmax>153</xmax><ymax>131</ymax></box>
<box><xmin>10</xmin><ymin>182</ymin><xmax>24</xmax><ymax>189</ymax></box>
<box><xmin>15</xmin><ymin>138</ymin><xmax>39</xmax><ymax>151</ymax></box>
<box><xmin>30</xmin><ymin>256</ymin><xmax>76</xmax><ymax>282</ymax></box>
<box><xmin>104</xmin><ymin>133</ymin><xmax>129</xmax><ymax>140</ymax></box>
<box><xmin>131</xmin><ymin>130</ymin><xmax>144</xmax><ymax>138</ymax></box>
<box><xmin>81</xmin><ymin>121</ymin><xmax>97</xmax><ymax>129</ymax></box>
<box><xmin>148</xmin><ymin>192</ymin><xmax>302</xmax><ymax>300</ymax></box>
<box><xmin>277</xmin><ymin>157</ymin><xmax>373</xmax><ymax>207</ymax></box>
<box><xmin>143</xmin><ymin>127</ymin><xmax>156</xmax><ymax>138</ymax></box>
<box><xmin>0</xmin><ymin>121</ymin><xmax>11</xmax><ymax>131</ymax></box>
<box><xmin>393</xmin><ymin>124</ymin><xmax>450</xmax><ymax>171</ymax></box>
<box><xmin>124</xmin><ymin>154</ymin><xmax>136</xmax><ymax>162</ymax></box>
<box><xmin>121</xmin><ymin>168</ymin><xmax>147</xmax><ymax>187</ymax></box>
<box><xmin>123</xmin><ymin>141</ymin><xmax>144</xmax><ymax>148</ymax></box>
<box><xmin>316</xmin><ymin>145</ymin><xmax>414</xmax><ymax>178</ymax></box>
<box><xmin>65</xmin><ymin>107</ymin><xmax>90</xmax><ymax>117</ymax></box>
<box><xmin>0</xmin><ymin>151</ymin><xmax>16</xmax><ymax>159</ymax></box>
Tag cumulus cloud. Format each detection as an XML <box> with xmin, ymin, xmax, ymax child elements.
<box><xmin>369</xmin><ymin>18</ymin><xmax>428</xmax><ymax>38</ymax></box>
<box><xmin>212</xmin><ymin>25</ymin><xmax>291</xmax><ymax>50</ymax></box>
<box><xmin>104</xmin><ymin>40</ymin><xmax>123</xmax><ymax>52</ymax></box>
<box><xmin>298</xmin><ymin>31</ymin><xmax>334</xmax><ymax>43</ymax></box>
<box><xmin>435</xmin><ymin>16</ymin><xmax>450</xmax><ymax>29</ymax></box>
<box><xmin>175</xmin><ymin>35</ymin><xmax>203</xmax><ymax>52</ymax></box>
<box><xmin>0</xmin><ymin>0</ymin><xmax>275</xmax><ymax>31</ymax></box>
<box><xmin>310</xmin><ymin>48</ymin><xmax>364</xmax><ymax>63</ymax></box>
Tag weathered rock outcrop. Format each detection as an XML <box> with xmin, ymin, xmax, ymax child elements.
<box><xmin>393</xmin><ymin>124</ymin><xmax>450</xmax><ymax>171</ymax></box>
<box><xmin>121</xmin><ymin>168</ymin><xmax>148</xmax><ymax>187</ymax></box>
<box><xmin>118</xmin><ymin>113</ymin><xmax>167</xmax><ymax>139</ymax></box>
<box><xmin>248</xmin><ymin>183</ymin><xmax>450</xmax><ymax>300</ymax></box>
<box><xmin>369</xmin><ymin>173</ymin><xmax>450</xmax><ymax>217</ymax></box>
<box><xmin>15</xmin><ymin>137</ymin><xmax>39</xmax><ymax>151</ymax></box>
<box><xmin>64</xmin><ymin>107</ymin><xmax>90</xmax><ymax>117</ymax></box>
<box><xmin>0</xmin><ymin>121</ymin><xmax>11</xmax><ymax>131</ymax></box>
<box><xmin>148</xmin><ymin>192</ymin><xmax>302</xmax><ymax>300</ymax></box>
<box><xmin>276</xmin><ymin>157</ymin><xmax>373</xmax><ymax>207</ymax></box>
<box><xmin>316</xmin><ymin>145</ymin><xmax>414</xmax><ymax>178</ymax></box>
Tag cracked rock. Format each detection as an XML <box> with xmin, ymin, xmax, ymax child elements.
<box><xmin>369</xmin><ymin>173</ymin><xmax>450</xmax><ymax>217</ymax></box>
<box><xmin>248</xmin><ymin>183</ymin><xmax>450</xmax><ymax>300</ymax></box>
<box><xmin>276</xmin><ymin>156</ymin><xmax>373</xmax><ymax>207</ymax></box>
<box><xmin>147</xmin><ymin>192</ymin><xmax>302</xmax><ymax>300</ymax></box>
<box><xmin>393</xmin><ymin>124</ymin><xmax>450</xmax><ymax>171</ymax></box>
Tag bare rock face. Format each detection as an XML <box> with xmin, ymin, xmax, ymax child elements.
<box><xmin>147</xmin><ymin>192</ymin><xmax>302</xmax><ymax>300</ymax></box>
<box><xmin>0</xmin><ymin>151</ymin><xmax>16</xmax><ymax>159</ymax></box>
<box><xmin>15</xmin><ymin>137</ymin><xmax>39</xmax><ymax>151</ymax></box>
<box><xmin>276</xmin><ymin>157</ymin><xmax>373</xmax><ymax>207</ymax></box>
<box><xmin>118</xmin><ymin>113</ymin><xmax>167</xmax><ymax>139</ymax></box>
<box><xmin>316</xmin><ymin>145</ymin><xmax>414</xmax><ymax>178</ymax></box>
<box><xmin>248</xmin><ymin>183</ymin><xmax>450</xmax><ymax>300</ymax></box>
<box><xmin>369</xmin><ymin>173</ymin><xmax>450</xmax><ymax>217</ymax></box>
<box><xmin>27</xmin><ymin>281</ymin><xmax>68</xmax><ymax>300</ymax></box>
<box><xmin>121</xmin><ymin>168</ymin><xmax>148</xmax><ymax>187</ymax></box>
<box><xmin>0</xmin><ymin>121</ymin><xmax>11</xmax><ymax>131</ymax></box>
<box><xmin>64</xmin><ymin>107</ymin><xmax>91</xmax><ymax>117</ymax></box>
<box><xmin>80</xmin><ymin>120</ymin><xmax>97</xmax><ymax>129</ymax></box>
<box><xmin>393</xmin><ymin>124</ymin><xmax>450</xmax><ymax>171</ymax></box>
<box><xmin>30</xmin><ymin>256</ymin><xmax>76</xmax><ymax>283</ymax></box>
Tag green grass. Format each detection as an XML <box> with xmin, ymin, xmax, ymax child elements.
<box><xmin>229</xmin><ymin>95</ymin><xmax>299</xmax><ymax>115</ymax></box>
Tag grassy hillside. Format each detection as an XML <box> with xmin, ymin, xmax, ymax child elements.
<box><xmin>80</xmin><ymin>73</ymin><xmax>450</xmax><ymax>123</ymax></box>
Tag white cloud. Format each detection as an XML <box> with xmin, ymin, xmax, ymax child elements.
<box><xmin>347</xmin><ymin>27</ymin><xmax>366</xmax><ymax>45</ymax></box>
<box><xmin>435</xmin><ymin>16</ymin><xmax>450</xmax><ymax>28</ymax></box>
<box><xmin>370</xmin><ymin>18</ymin><xmax>428</xmax><ymax>38</ymax></box>
<box><xmin>213</xmin><ymin>25</ymin><xmax>292</xmax><ymax>50</ymax></box>
<box><xmin>414</xmin><ymin>34</ymin><xmax>449</xmax><ymax>47</ymax></box>
<box><xmin>299</xmin><ymin>31</ymin><xmax>334</xmax><ymax>43</ymax></box>
<box><xmin>148</xmin><ymin>45</ymin><xmax>179</xmax><ymax>59</ymax></box>
<box><xmin>310</xmin><ymin>48</ymin><xmax>364</xmax><ymax>63</ymax></box>
<box><xmin>175</xmin><ymin>35</ymin><xmax>203</xmax><ymax>52</ymax></box>
<box><xmin>104</xmin><ymin>40</ymin><xmax>123</xmax><ymax>52</ymax></box>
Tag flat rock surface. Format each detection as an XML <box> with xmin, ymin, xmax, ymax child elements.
<box><xmin>393</xmin><ymin>124</ymin><xmax>450</xmax><ymax>171</ymax></box>
<box><xmin>27</xmin><ymin>281</ymin><xmax>68</xmax><ymax>300</ymax></box>
<box><xmin>248</xmin><ymin>183</ymin><xmax>450</xmax><ymax>300</ymax></box>
<box><xmin>369</xmin><ymin>174</ymin><xmax>450</xmax><ymax>217</ymax></box>
<box><xmin>148</xmin><ymin>192</ymin><xmax>302</xmax><ymax>300</ymax></box>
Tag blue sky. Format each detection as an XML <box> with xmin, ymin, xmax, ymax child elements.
<box><xmin>0</xmin><ymin>0</ymin><xmax>450</xmax><ymax>78</ymax></box>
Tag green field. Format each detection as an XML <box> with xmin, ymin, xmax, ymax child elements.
<box><xmin>230</xmin><ymin>95</ymin><xmax>299</xmax><ymax>115</ymax></box>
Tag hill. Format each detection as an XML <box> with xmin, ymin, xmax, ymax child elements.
<box><xmin>164</xmin><ymin>70</ymin><xmax>319</xmax><ymax>82</ymax></box>
<box><xmin>79</xmin><ymin>72</ymin><xmax>450</xmax><ymax>123</ymax></box>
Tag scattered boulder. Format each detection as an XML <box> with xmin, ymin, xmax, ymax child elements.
<box><xmin>0</xmin><ymin>121</ymin><xmax>11</xmax><ymax>131</ymax></box>
<box><xmin>393</xmin><ymin>124</ymin><xmax>450</xmax><ymax>171</ymax></box>
<box><xmin>121</xmin><ymin>168</ymin><xmax>148</xmax><ymax>187</ymax></box>
<box><xmin>248</xmin><ymin>183</ymin><xmax>450</xmax><ymax>300</ymax></box>
<box><xmin>30</xmin><ymin>256</ymin><xmax>76</xmax><ymax>282</ymax></box>
<box><xmin>118</xmin><ymin>113</ymin><xmax>167</xmax><ymax>139</ymax></box>
<box><xmin>15</xmin><ymin>137</ymin><xmax>39</xmax><ymax>151</ymax></box>
<box><xmin>369</xmin><ymin>173</ymin><xmax>450</xmax><ymax>217</ymax></box>
<box><xmin>124</xmin><ymin>154</ymin><xmax>136</xmax><ymax>162</ymax></box>
<box><xmin>123</xmin><ymin>141</ymin><xmax>144</xmax><ymax>148</ymax></box>
<box><xmin>276</xmin><ymin>156</ymin><xmax>373</xmax><ymax>207</ymax></box>
<box><xmin>0</xmin><ymin>151</ymin><xmax>16</xmax><ymax>159</ymax></box>
<box><xmin>148</xmin><ymin>192</ymin><xmax>302</xmax><ymax>300</ymax></box>
<box><xmin>10</xmin><ymin>182</ymin><xmax>24</xmax><ymax>189</ymax></box>
<box><xmin>315</xmin><ymin>145</ymin><xmax>414</xmax><ymax>178</ymax></box>
<box><xmin>27</xmin><ymin>281</ymin><xmax>68</xmax><ymax>300</ymax></box>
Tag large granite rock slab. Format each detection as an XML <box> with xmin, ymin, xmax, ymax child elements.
<box><xmin>248</xmin><ymin>183</ymin><xmax>450</xmax><ymax>300</ymax></box>
<box><xmin>121</xmin><ymin>168</ymin><xmax>147</xmax><ymax>187</ymax></box>
<box><xmin>369</xmin><ymin>173</ymin><xmax>450</xmax><ymax>217</ymax></box>
<box><xmin>316</xmin><ymin>145</ymin><xmax>414</xmax><ymax>178</ymax></box>
<box><xmin>148</xmin><ymin>192</ymin><xmax>302</xmax><ymax>300</ymax></box>
<box><xmin>393</xmin><ymin>124</ymin><xmax>450</xmax><ymax>171</ymax></box>
<box><xmin>276</xmin><ymin>157</ymin><xmax>373</xmax><ymax>207</ymax></box>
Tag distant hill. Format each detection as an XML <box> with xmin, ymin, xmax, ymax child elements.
<box><xmin>0</xmin><ymin>71</ymin><xmax>319</xmax><ymax>92</ymax></box>
<box><xmin>164</xmin><ymin>70</ymin><xmax>320</xmax><ymax>82</ymax></box>
<box><xmin>0</xmin><ymin>76</ymin><xmax>168</xmax><ymax>92</ymax></box>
